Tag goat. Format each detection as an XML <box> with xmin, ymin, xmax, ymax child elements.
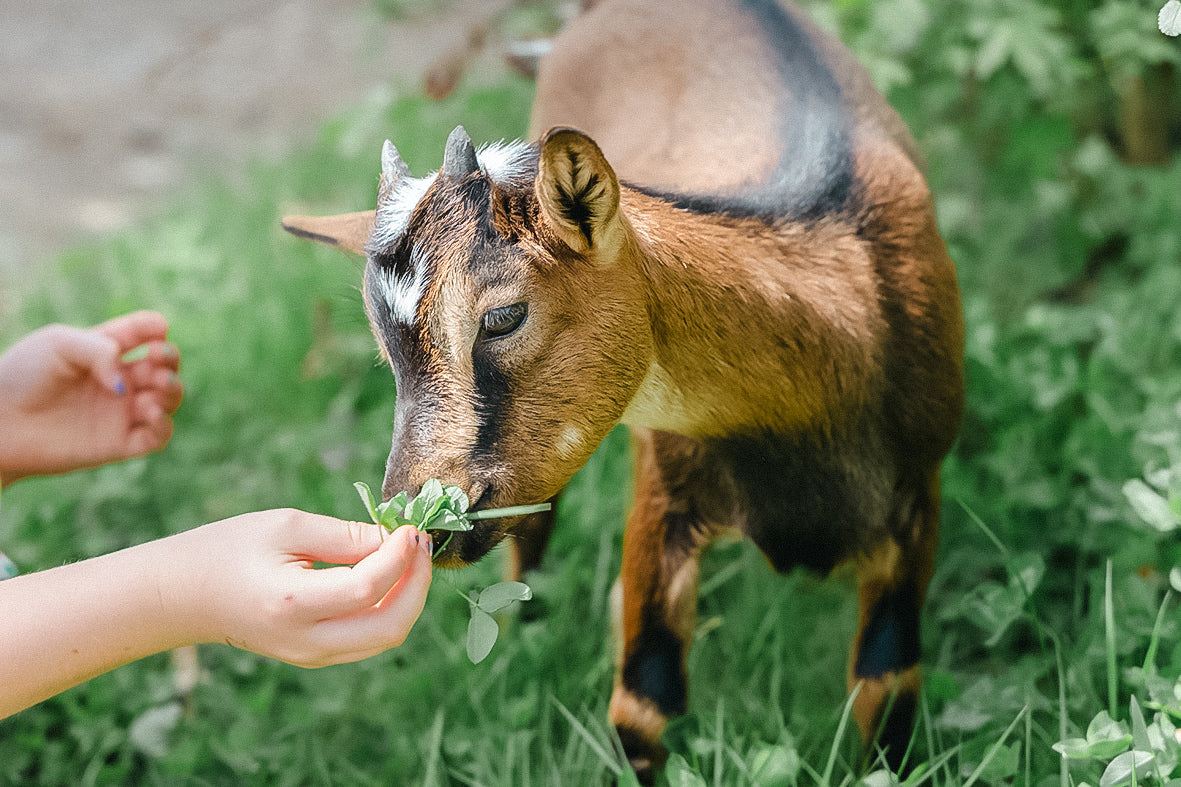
<box><xmin>283</xmin><ymin>0</ymin><xmax>963</xmax><ymax>779</ymax></box>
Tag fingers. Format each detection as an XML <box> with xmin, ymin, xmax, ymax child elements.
<box><xmin>98</xmin><ymin>312</ymin><xmax>182</xmax><ymax>407</ymax></box>
<box><xmin>48</xmin><ymin>325</ymin><xmax>125</xmax><ymax>394</ymax></box>
<box><xmin>123</xmin><ymin>360</ymin><xmax>184</xmax><ymax>416</ymax></box>
<box><xmin>287</xmin><ymin>525</ymin><xmax>432</xmax><ymax>621</ymax></box>
<box><xmin>286</xmin><ymin>513</ymin><xmax>391</xmax><ymax>566</ymax></box>
<box><xmin>124</xmin><ymin>403</ymin><xmax>175</xmax><ymax>457</ymax></box>
<box><xmin>295</xmin><ymin>528</ymin><xmax>435</xmax><ymax>665</ymax></box>
<box><xmin>96</xmin><ymin>310</ymin><xmax>170</xmax><ymax>352</ymax></box>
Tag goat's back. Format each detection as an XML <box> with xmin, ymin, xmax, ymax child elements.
<box><xmin>530</xmin><ymin>0</ymin><xmax>924</xmax><ymax>216</ymax></box>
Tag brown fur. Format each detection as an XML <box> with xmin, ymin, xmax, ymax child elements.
<box><xmin>283</xmin><ymin>0</ymin><xmax>963</xmax><ymax>780</ymax></box>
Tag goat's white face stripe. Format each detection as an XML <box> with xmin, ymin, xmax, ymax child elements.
<box><xmin>381</xmin><ymin>243</ymin><xmax>430</xmax><ymax>325</ymax></box>
<box><xmin>370</xmin><ymin>140</ymin><xmax>535</xmax><ymax>327</ymax></box>
<box><xmin>372</xmin><ymin>174</ymin><xmax>435</xmax><ymax>249</ymax></box>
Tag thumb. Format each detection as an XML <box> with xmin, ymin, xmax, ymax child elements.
<box><xmin>52</xmin><ymin>327</ymin><xmax>125</xmax><ymax>395</ymax></box>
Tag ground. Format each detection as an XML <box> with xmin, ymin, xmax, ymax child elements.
<box><xmin>0</xmin><ymin>0</ymin><xmax>507</xmax><ymax>299</ymax></box>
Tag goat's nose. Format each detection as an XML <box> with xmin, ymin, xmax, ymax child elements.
<box><xmin>382</xmin><ymin>473</ymin><xmax>419</xmax><ymax>502</ymax></box>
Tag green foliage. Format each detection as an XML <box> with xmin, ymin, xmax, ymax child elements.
<box><xmin>3</xmin><ymin>0</ymin><xmax>1181</xmax><ymax>783</ymax></box>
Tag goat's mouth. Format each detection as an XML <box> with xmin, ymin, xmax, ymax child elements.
<box><xmin>426</xmin><ymin>484</ymin><xmax>506</xmax><ymax>568</ymax></box>
<box><xmin>428</xmin><ymin>522</ymin><xmax>508</xmax><ymax>568</ymax></box>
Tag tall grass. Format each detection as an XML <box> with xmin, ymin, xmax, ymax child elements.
<box><xmin>2</xmin><ymin>4</ymin><xmax>1180</xmax><ymax>783</ymax></box>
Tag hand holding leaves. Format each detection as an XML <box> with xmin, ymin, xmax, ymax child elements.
<box><xmin>353</xmin><ymin>479</ymin><xmax>548</xmax><ymax>663</ymax></box>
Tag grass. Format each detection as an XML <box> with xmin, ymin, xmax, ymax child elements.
<box><xmin>2</xmin><ymin>5</ymin><xmax>1180</xmax><ymax>784</ymax></box>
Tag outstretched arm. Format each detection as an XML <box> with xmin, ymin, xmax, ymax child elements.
<box><xmin>0</xmin><ymin>511</ymin><xmax>432</xmax><ymax>719</ymax></box>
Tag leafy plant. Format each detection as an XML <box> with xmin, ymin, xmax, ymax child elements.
<box><xmin>353</xmin><ymin>479</ymin><xmax>548</xmax><ymax>663</ymax></box>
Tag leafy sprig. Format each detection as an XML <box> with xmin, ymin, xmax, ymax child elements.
<box><xmin>353</xmin><ymin>479</ymin><xmax>548</xmax><ymax>663</ymax></box>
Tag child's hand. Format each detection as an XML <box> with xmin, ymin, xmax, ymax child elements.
<box><xmin>163</xmin><ymin>511</ymin><xmax>433</xmax><ymax>667</ymax></box>
<box><xmin>0</xmin><ymin>311</ymin><xmax>183</xmax><ymax>485</ymax></box>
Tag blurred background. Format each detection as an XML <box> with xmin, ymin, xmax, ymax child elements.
<box><xmin>1</xmin><ymin>1</ymin><xmax>1179</xmax><ymax>784</ymax></box>
<box><xmin>0</xmin><ymin>0</ymin><xmax>509</xmax><ymax>287</ymax></box>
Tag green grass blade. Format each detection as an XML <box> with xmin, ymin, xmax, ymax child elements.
<box><xmin>549</xmin><ymin>696</ymin><xmax>622</xmax><ymax>777</ymax></box>
<box><xmin>1106</xmin><ymin>560</ymin><xmax>1118</xmax><ymax>719</ymax></box>
<box><xmin>422</xmin><ymin>708</ymin><xmax>446</xmax><ymax>787</ymax></box>
<box><xmin>821</xmin><ymin>682</ymin><xmax>861</xmax><ymax>786</ymax></box>
<box><xmin>961</xmin><ymin>705</ymin><xmax>1027</xmax><ymax>787</ymax></box>
<box><xmin>957</xmin><ymin>499</ymin><xmax>1010</xmax><ymax>559</ymax></box>
<box><xmin>1142</xmin><ymin>589</ymin><xmax>1172</xmax><ymax>673</ymax></box>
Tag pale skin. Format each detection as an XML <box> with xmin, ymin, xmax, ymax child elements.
<box><xmin>0</xmin><ymin>311</ymin><xmax>432</xmax><ymax>719</ymax></box>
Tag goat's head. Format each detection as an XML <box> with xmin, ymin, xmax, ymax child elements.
<box><xmin>286</xmin><ymin>127</ymin><xmax>652</xmax><ymax>566</ymax></box>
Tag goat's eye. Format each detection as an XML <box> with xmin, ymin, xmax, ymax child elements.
<box><xmin>480</xmin><ymin>302</ymin><xmax>527</xmax><ymax>339</ymax></box>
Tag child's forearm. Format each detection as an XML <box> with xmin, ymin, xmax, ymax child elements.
<box><xmin>0</xmin><ymin>534</ymin><xmax>190</xmax><ymax>719</ymax></box>
<box><xmin>0</xmin><ymin>512</ymin><xmax>432</xmax><ymax>719</ymax></box>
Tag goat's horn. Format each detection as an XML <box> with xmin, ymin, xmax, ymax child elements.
<box><xmin>441</xmin><ymin>125</ymin><xmax>479</xmax><ymax>178</ymax></box>
<box><xmin>381</xmin><ymin>140</ymin><xmax>412</xmax><ymax>182</ymax></box>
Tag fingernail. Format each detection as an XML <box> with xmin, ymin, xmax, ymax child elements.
<box><xmin>426</xmin><ymin>534</ymin><xmax>434</xmax><ymax>557</ymax></box>
<box><xmin>112</xmin><ymin>376</ymin><xmax>127</xmax><ymax>395</ymax></box>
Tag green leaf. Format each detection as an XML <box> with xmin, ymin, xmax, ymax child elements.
<box><xmin>466</xmin><ymin>606</ymin><xmax>500</xmax><ymax>664</ymax></box>
<box><xmin>1100</xmin><ymin>750</ymin><xmax>1156</xmax><ymax>787</ymax></box>
<box><xmin>418</xmin><ymin>478</ymin><xmax>444</xmax><ymax>507</ymax></box>
<box><xmin>1006</xmin><ymin>552</ymin><xmax>1045</xmax><ymax>598</ymax></box>
<box><xmin>422</xmin><ymin>508</ymin><xmax>471</xmax><ymax>532</ymax></box>
<box><xmin>128</xmin><ymin>701</ymin><xmax>183</xmax><ymax>758</ymax></box>
<box><xmin>1053</xmin><ymin>738</ymin><xmax>1095</xmax><ymax>760</ymax></box>
<box><xmin>747</xmin><ymin>742</ymin><xmax>802</xmax><ymax>786</ymax></box>
<box><xmin>663</xmin><ymin>754</ymin><xmax>708</xmax><ymax>787</ymax></box>
<box><xmin>1160</xmin><ymin>0</ymin><xmax>1181</xmax><ymax>37</ymax></box>
<box><xmin>354</xmin><ymin>482</ymin><xmax>381</xmax><ymax>524</ymax></box>
<box><xmin>405</xmin><ymin>491</ymin><xmax>428</xmax><ymax>527</ymax></box>
<box><xmin>383</xmin><ymin>491</ymin><xmax>410</xmax><ymax>526</ymax></box>
<box><xmin>444</xmin><ymin>485</ymin><xmax>470</xmax><ymax>514</ymax></box>
<box><xmin>477</xmin><ymin>581</ymin><xmax>533</xmax><ymax>614</ymax></box>
<box><xmin>1130</xmin><ymin>696</ymin><xmax>1153</xmax><ymax>753</ymax></box>
<box><xmin>1087</xmin><ymin>711</ymin><xmax>1133</xmax><ymax>759</ymax></box>
<box><xmin>1124</xmin><ymin>479</ymin><xmax>1180</xmax><ymax>533</ymax></box>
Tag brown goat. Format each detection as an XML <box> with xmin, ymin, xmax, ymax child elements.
<box><xmin>284</xmin><ymin>0</ymin><xmax>963</xmax><ymax>780</ymax></box>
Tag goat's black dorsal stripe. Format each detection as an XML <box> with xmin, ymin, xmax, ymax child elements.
<box><xmin>634</xmin><ymin>0</ymin><xmax>855</xmax><ymax>222</ymax></box>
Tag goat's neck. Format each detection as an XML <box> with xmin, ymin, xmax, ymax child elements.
<box><xmin>617</xmin><ymin>188</ymin><xmax>883</xmax><ymax>440</ymax></box>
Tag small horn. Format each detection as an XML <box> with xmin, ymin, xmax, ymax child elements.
<box><xmin>440</xmin><ymin>125</ymin><xmax>479</xmax><ymax>178</ymax></box>
<box><xmin>381</xmin><ymin>140</ymin><xmax>411</xmax><ymax>182</ymax></box>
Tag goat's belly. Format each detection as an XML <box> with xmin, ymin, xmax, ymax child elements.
<box><xmin>711</xmin><ymin>432</ymin><xmax>892</xmax><ymax>574</ymax></box>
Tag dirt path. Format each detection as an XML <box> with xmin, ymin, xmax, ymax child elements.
<box><xmin>0</xmin><ymin>0</ymin><xmax>506</xmax><ymax>297</ymax></box>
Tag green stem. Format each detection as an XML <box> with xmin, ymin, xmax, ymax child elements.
<box><xmin>1105</xmin><ymin>560</ymin><xmax>1118</xmax><ymax>719</ymax></box>
<box><xmin>464</xmin><ymin>503</ymin><xmax>551</xmax><ymax>521</ymax></box>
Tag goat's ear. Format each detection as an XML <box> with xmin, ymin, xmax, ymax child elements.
<box><xmin>536</xmin><ymin>127</ymin><xmax>621</xmax><ymax>256</ymax></box>
<box><xmin>281</xmin><ymin>210</ymin><xmax>376</xmax><ymax>256</ymax></box>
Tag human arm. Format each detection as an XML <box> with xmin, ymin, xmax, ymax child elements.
<box><xmin>0</xmin><ymin>311</ymin><xmax>183</xmax><ymax>487</ymax></box>
<box><xmin>0</xmin><ymin>511</ymin><xmax>432</xmax><ymax>719</ymax></box>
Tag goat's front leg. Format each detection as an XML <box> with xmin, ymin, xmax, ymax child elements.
<box><xmin>609</xmin><ymin>430</ymin><xmax>715</xmax><ymax>784</ymax></box>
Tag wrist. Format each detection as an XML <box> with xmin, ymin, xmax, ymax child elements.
<box><xmin>142</xmin><ymin>529</ymin><xmax>219</xmax><ymax>649</ymax></box>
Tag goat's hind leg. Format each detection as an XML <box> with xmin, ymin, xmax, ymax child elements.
<box><xmin>848</xmin><ymin>469</ymin><xmax>941</xmax><ymax>772</ymax></box>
